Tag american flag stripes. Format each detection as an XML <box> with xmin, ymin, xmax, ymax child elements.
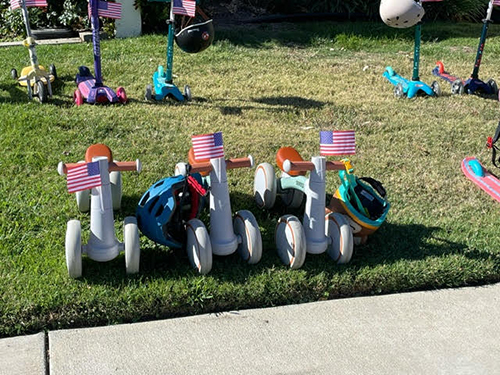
<box><xmin>493</xmin><ymin>0</ymin><xmax>500</xmax><ymax>6</ymax></box>
<box><xmin>10</xmin><ymin>0</ymin><xmax>47</xmax><ymax>10</ymax></box>
<box><xmin>89</xmin><ymin>0</ymin><xmax>122</xmax><ymax>19</ymax></box>
<box><xmin>172</xmin><ymin>0</ymin><xmax>196</xmax><ymax>17</ymax></box>
<box><xmin>320</xmin><ymin>130</ymin><xmax>356</xmax><ymax>156</ymax></box>
<box><xmin>66</xmin><ymin>161</ymin><xmax>103</xmax><ymax>193</ymax></box>
<box><xmin>191</xmin><ymin>132</ymin><xmax>225</xmax><ymax>161</ymax></box>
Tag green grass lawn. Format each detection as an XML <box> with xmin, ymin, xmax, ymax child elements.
<box><xmin>1</xmin><ymin>21</ymin><xmax>500</xmax><ymax>337</ymax></box>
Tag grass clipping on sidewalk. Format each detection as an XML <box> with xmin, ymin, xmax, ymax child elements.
<box><xmin>0</xmin><ymin>21</ymin><xmax>499</xmax><ymax>337</ymax></box>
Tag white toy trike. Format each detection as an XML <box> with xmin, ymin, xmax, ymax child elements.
<box><xmin>175</xmin><ymin>150</ymin><xmax>262</xmax><ymax>274</ymax></box>
<box><xmin>254</xmin><ymin>147</ymin><xmax>354</xmax><ymax>269</ymax></box>
<box><xmin>58</xmin><ymin>144</ymin><xmax>141</xmax><ymax>278</ymax></box>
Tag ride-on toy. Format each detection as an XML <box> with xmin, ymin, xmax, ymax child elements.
<box><xmin>382</xmin><ymin>0</ymin><xmax>441</xmax><ymax>99</ymax></box>
<box><xmin>74</xmin><ymin>0</ymin><xmax>126</xmax><ymax>106</ymax></box>
<box><xmin>58</xmin><ymin>144</ymin><xmax>141</xmax><ymax>278</ymax></box>
<box><xmin>10</xmin><ymin>0</ymin><xmax>56</xmax><ymax>103</ymax></box>
<box><xmin>145</xmin><ymin>0</ymin><xmax>214</xmax><ymax>102</ymax></box>
<box><xmin>432</xmin><ymin>0</ymin><xmax>498</xmax><ymax>97</ymax></box>
<box><xmin>254</xmin><ymin>147</ymin><xmax>354</xmax><ymax>269</ymax></box>
<box><xmin>174</xmin><ymin>143</ymin><xmax>262</xmax><ymax>274</ymax></box>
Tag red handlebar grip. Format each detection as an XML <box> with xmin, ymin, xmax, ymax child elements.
<box><xmin>326</xmin><ymin>161</ymin><xmax>346</xmax><ymax>171</ymax></box>
<box><xmin>190</xmin><ymin>157</ymin><xmax>253</xmax><ymax>173</ymax></box>
<box><xmin>284</xmin><ymin>160</ymin><xmax>315</xmax><ymax>173</ymax></box>
<box><xmin>109</xmin><ymin>161</ymin><xmax>139</xmax><ymax>172</ymax></box>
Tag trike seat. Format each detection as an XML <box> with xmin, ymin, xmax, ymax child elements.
<box><xmin>276</xmin><ymin>147</ymin><xmax>306</xmax><ymax>176</ymax></box>
<box><xmin>85</xmin><ymin>144</ymin><xmax>113</xmax><ymax>163</ymax></box>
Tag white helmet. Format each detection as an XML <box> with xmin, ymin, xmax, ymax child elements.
<box><xmin>380</xmin><ymin>0</ymin><xmax>425</xmax><ymax>28</ymax></box>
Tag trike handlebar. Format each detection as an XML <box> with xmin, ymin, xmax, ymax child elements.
<box><xmin>189</xmin><ymin>156</ymin><xmax>254</xmax><ymax>174</ymax></box>
<box><xmin>283</xmin><ymin>159</ymin><xmax>346</xmax><ymax>173</ymax></box>
<box><xmin>58</xmin><ymin>159</ymin><xmax>142</xmax><ymax>176</ymax></box>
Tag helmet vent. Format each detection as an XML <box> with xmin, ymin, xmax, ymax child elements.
<box><xmin>154</xmin><ymin>180</ymin><xmax>165</xmax><ymax>188</ymax></box>
<box><xmin>155</xmin><ymin>204</ymin><xmax>164</xmax><ymax>218</ymax></box>
<box><xmin>148</xmin><ymin>196</ymin><xmax>160</xmax><ymax>213</ymax></box>
<box><xmin>139</xmin><ymin>192</ymin><xmax>150</xmax><ymax>207</ymax></box>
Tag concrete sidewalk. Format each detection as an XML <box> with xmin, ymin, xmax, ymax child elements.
<box><xmin>2</xmin><ymin>283</ymin><xmax>499</xmax><ymax>375</ymax></box>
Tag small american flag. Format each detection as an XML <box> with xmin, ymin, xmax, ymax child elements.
<box><xmin>494</xmin><ymin>0</ymin><xmax>500</xmax><ymax>6</ymax></box>
<box><xmin>191</xmin><ymin>132</ymin><xmax>225</xmax><ymax>161</ymax></box>
<box><xmin>172</xmin><ymin>0</ymin><xmax>196</xmax><ymax>17</ymax></box>
<box><xmin>320</xmin><ymin>130</ymin><xmax>356</xmax><ymax>156</ymax></box>
<box><xmin>89</xmin><ymin>0</ymin><xmax>122</xmax><ymax>19</ymax></box>
<box><xmin>67</xmin><ymin>161</ymin><xmax>102</xmax><ymax>193</ymax></box>
<box><xmin>10</xmin><ymin>0</ymin><xmax>47</xmax><ymax>10</ymax></box>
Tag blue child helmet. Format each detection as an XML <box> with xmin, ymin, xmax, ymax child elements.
<box><xmin>136</xmin><ymin>174</ymin><xmax>205</xmax><ymax>248</ymax></box>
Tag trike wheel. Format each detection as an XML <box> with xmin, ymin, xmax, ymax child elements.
<box><xmin>145</xmin><ymin>84</ymin><xmax>152</xmax><ymax>101</ymax></box>
<box><xmin>431</xmin><ymin>80</ymin><xmax>441</xmax><ymax>97</ymax></box>
<box><xmin>36</xmin><ymin>81</ymin><xmax>47</xmax><ymax>103</ymax></box>
<box><xmin>184</xmin><ymin>85</ymin><xmax>192</xmax><ymax>101</ymax></box>
<box><xmin>110</xmin><ymin>170</ymin><xmax>122</xmax><ymax>211</ymax></box>
<box><xmin>281</xmin><ymin>188</ymin><xmax>304</xmax><ymax>209</ymax></box>
<box><xmin>186</xmin><ymin>218</ymin><xmax>212</xmax><ymax>274</ymax></box>
<box><xmin>65</xmin><ymin>220</ymin><xmax>82</xmax><ymax>278</ymax></box>
<box><xmin>124</xmin><ymin>216</ymin><xmax>140</xmax><ymax>274</ymax></box>
<box><xmin>451</xmin><ymin>79</ymin><xmax>464</xmax><ymax>95</ymax></box>
<box><xmin>325</xmin><ymin>213</ymin><xmax>353</xmax><ymax>264</ymax></box>
<box><xmin>11</xmin><ymin>68</ymin><xmax>18</xmax><ymax>80</ymax></box>
<box><xmin>394</xmin><ymin>83</ymin><xmax>404</xmax><ymax>99</ymax></box>
<box><xmin>275</xmin><ymin>214</ymin><xmax>306</xmax><ymax>269</ymax></box>
<box><xmin>74</xmin><ymin>89</ymin><xmax>83</xmax><ymax>106</ymax></box>
<box><xmin>234</xmin><ymin>210</ymin><xmax>262</xmax><ymax>264</ymax></box>
<box><xmin>116</xmin><ymin>86</ymin><xmax>127</xmax><ymax>104</ymax></box>
<box><xmin>76</xmin><ymin>189</ymin><xmax>90</xmax><ymax>213</ymax></box>
<box><xmin>487</xmin><ymin>78</ymin><xmax>498</xmax><ymax>95</ymax></box>
<box><xmin>253</xmin><ymin>162</ymin><xmax>277</xmax><ymax>209</ymax></box>
<box><xmin>49</xmin><ymin>64</ymin><xmax>57</xmax><ymax>79</ymax></box>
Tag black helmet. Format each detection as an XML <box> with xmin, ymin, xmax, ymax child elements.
<box><xmin>175</xmin><ymin>19</ymin><xmax>214</xmax><ymax>54</ymax></box>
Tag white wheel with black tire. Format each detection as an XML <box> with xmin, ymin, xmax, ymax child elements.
<box><xmin>253</xmin><ymin>162</ymin><xmax>277</xmax><ymax>209</ymax></box>
<box><xmin>110</xmin><ymin>170</ymin><xmax>122</xmax><ymax>210</ymax></box>
<box><xmin>275</xmin><ymin>214</ymin><xmax>306</xmax><ymax>269</ymax></box>
<box><xmin>76</xmin><ymin>189</ymin><xmax>90</xmax><ymax>212</ymax></box>
<box><xmin>65</xmin><ymin>220</ymin><xmax>82</xmax><ymax>278</ymax></box>
<box><xmin>186</xmin><ymin>218</ymin><xmax>212</xmax><ymax>274</ymax></box>
<box><xmin>124</xmin><ymin>216</ymin><xmax>140</xmax><ymax>274</ymax></box>
<box><xmin>281</xmin><ymin>188</ymin><xmax>304</xmax><ymax>209</ymax></box>
<box><xmin>325</xmin><ymin>213</ymin><xmax>353</xmax><ymax>264</ymax></box>
<box><xmin>234</xmin><ymin>210</ymin><xmax>262</xmax><ymax>264</ymax></box>
<box><xmin>174</xmin><ymin>162</ymin><xmax>189</xmax><ymax>177</ymax></box>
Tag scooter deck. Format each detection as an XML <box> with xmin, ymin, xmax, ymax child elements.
<box><xmin>432</xmin><ymin>62</ymin><xmax>462</xmax><ymax>85</ymax></box>
<box><xmin>77</xmin><ymin>74</ymin><xmax>119</xmax><ymax>104</ymax></box>
<box><xmin>18</xmin><ymin>65</ymin><xmax>55</xmax><ymax>87</ymax></box>
<box><xmin>383</xmin><ymin>66</ymin><xmax>435</xmax><ymax>99</ymax></box>
<box><xmin>462</xmin><ymin>157</ymin><xmax>500</xmax><ymax>203</ymax></box>
<box><xmin>152</xmin><ymin>70</ymin><xmax>185</xmax><ymax>101</ymax></box>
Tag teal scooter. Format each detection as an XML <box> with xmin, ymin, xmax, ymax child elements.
<box><xmin>145</xmin><ymin>0</ymin><xmax>214</xmax><ymax>102</ymax></box>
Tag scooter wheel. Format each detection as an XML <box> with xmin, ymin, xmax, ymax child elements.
<box><xmin>117</xmin><ymin>87</ymin><xmax>127</xmax><ymax>104</ymax></box>
<box><xmin>394</xmin><ymin>83</ymin><xmax>404</xmax><ymax>99</ymax></box>
<box><xmin>186</xmin><ymin>218</ymin><xmax>212</xmax><ymax>275</ymax></box>
<box><xmin>49</xmin><ymin>64</ymin><xmax>57</xmax><ymax>80</ymax></box>
<box><xmin>145</xmin><ymin>85</ymin><xmax>152</xmax><ymax>101</ymax></box>
<box><xmin>74</xmin><ymin>89</ymin><xmax>83</xmax><ymax>106</ymax></box>
<box><xmin>451</xmin><ymin>79</ymin><xmax>464</xmax><ymax>95</ymax></box>
<box><xmin>183</xmin><ymin>85</ymin><xmax>192</xmax><ymax>101</ymax></box>
<box><xmin>253</xmin><ymin>162</ymin><xmax>277</xmax><ymax>209</ymax></box>
<box><xmin>124</xmin><ymin>216</ymin><xmax>140</xmax><ymax>274</ymax></box>
<box><xmin>431</xmin><ymin>81</ymin><xmax>441</xmax><ymax>97</ymax></box>
<box><xmin>234</xmin><ymin>210</ymin><xmax>262</xmax><ymax>265</ymax></box>
<box><xmin>282</xmin><ymin>188</ymin><xmax>304</xmax><ymax>209</ymax></box>
<box><xmin>36</xmin><ymin>80</ymin><xmax>47</xmax><ymax>103</ymax></box>
<box><xmin>275</xmin><ymin>214</ymin><xmax>306</xmax><ymax>269</ymax></box>
<box><xmin>325</xmin><ymin>213</ymin><xmax>353</xmax><ymax>264</ymax></box>
<box><xmin>487</xmin><ymin>78</ymin><xmax>498</xmax><ymax>95</ymax></box>
<box><xmin>65</xmin><ymin>220</ymin><xmax>82</xmax><ymax>278</ymax></box>
<box><xmin>76</xmin><ymin>188</ymin><xmax>90</xmax><ymax>213</ymax></box>
<box><xmin>110</xmin><ymin>170</ymin><xmax>122</xmax><ymax>211</ymax></box>
<box><xmin>11</xmin><ymin>68</ymin><xmax>18</xmax><ymax>80</ymax></box>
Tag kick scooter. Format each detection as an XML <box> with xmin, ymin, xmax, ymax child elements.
<box><xmin>432</xmin><ymin>0</ymin><xmax>498</xmax><ymax>97</ymax></box>
<box><xmin>254</xmin><ymin>147</ymin><xmax>353</xmax><ymax>269</ymax></box>
<box><xmin>10</xmin><ymin>0</ymin><xmax>56</xmax><ymax>103</ymax></box>
<box><xmin>58</xmin><ymin>144</ymin><xmax>141</xmax><ymax>278</ymax></box>
<box><xmin>383</xmin><ymin>0</ymin><xmax>441</xmax><ymax>99</ymax></box>
<box><xmin>74</xmin><ymin>0</ymin><xmax>127</xmax><ymax>106</ymax></box>
<box><xmin>175</xmin><ymin>153</ymin><xmax>262</xmax><ymax>274</ymax></box>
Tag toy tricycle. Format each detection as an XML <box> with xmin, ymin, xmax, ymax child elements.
<box><xmin>144</xmin><ymin>0</ymin><xmax>214</xmax><ymax>102</ymax></box>
<box><xmin>174</xmin><ymin>150</ymin><xmax>262</xmax><ymax>274</ymax></box>
<box><xmin>58</xmin><ymin>144</ymin><xmax>141</xmax><ymax>278</ymax></box>
<box><xmin>10</xmin><ymin>0</ymin><xmax>56</xmax><ymax>103</ymax></box>
<box><xmin>254</xmin><ymin>147</ymin><xmax>353</xmax><ymax>269</ymax></box>
<box><xmin>432</xmin><ymin>0</ymin><xmax>498</xmax><ymax>97</ymax></box>
<box><xmin>74</xmin><ymin>0</ymin><xmax>127</xmax><ymax>106</ymax></box>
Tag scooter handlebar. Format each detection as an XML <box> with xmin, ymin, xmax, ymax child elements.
<box><xmin>58</xmin><ymin>159</ymin><xmax>141</xmax><ymax>175</ymax></box>
<box><xmin>189</xmin><ymin>155</ymin><xmax>254</xmax><ymax>174</ymax></box>
<box><xmin>283</xmin><ymin>159</ymin><xmax>346</xmax><ymax>173</ymax></box>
